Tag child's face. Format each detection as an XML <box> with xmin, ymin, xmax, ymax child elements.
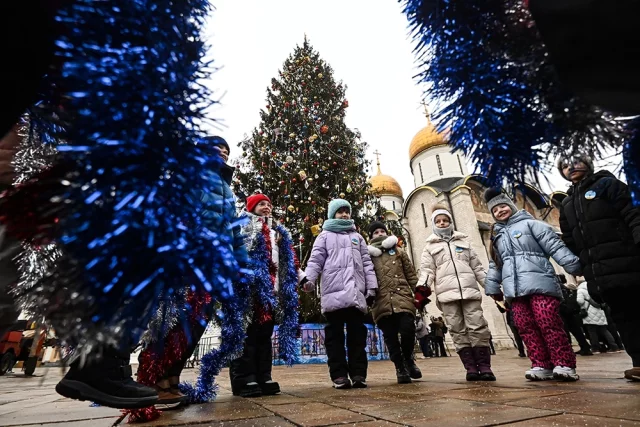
<box><xmin>561</xmin><ymin>159</ymin><xmax>588</xmax><ymax>183</ymax></box>
<box><xmin>215</xmin><ymin>146</ymin><xmax>229</xmax><ymax>163</ymax></box>
<box><xmin>434</xmin><ymin>214</ymin><xmax>451</xmax><ymax>229</ymax></box>
<box><xmin>254</xmin><ymin>200</ymin><xmax>272</xmax><ymax>217</ymax></box>
<box><xmin>372</xmin><ymin>228</ymin><xmax>387</xmax><ymax>239</ymax></box>
<box><xmin>492</xmin><ymin>204</ymin><xmax>513</xmax><ymax>222</ymax></box>
<box><xmin>334</xmin><ymin>207</ymin><xmax>351</xmax><ymax>219</ymax></box>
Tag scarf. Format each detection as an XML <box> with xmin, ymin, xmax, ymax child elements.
<box><xmin>322</xmin><ymin>218</ymin><xmax>355</xmax><ymax>232</ymax></box>
<box><xmin>433</xmin><ymin>224</ymin><xmax>454</xmax><ymax>239</ymax></box>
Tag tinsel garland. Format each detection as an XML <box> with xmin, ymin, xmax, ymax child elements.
<box><xmin>273</xmin><ymin>224</ymin><xmax>300</xmax><ymax>366</ymax></box>
<box><xmin>400</xmin><ymin>0</ymin><xmax>622</xmax><ymax>186</ymax></box>
<box><xmin>0</xmin><ymin>0</ymin><xmax>246</xmax><ymax>355</ymax></box>
<box><xmin>252</xmin><ymin>220</ymin><xmax>278</xmax><ymax>322</ymax></box>
<box><xmin>623</xmin><ymin>119</ymin><xmax>640</xmax><ymax>205</ymax></box>
<box><xmin>179</xmin><ymin>274</ymin><xmax>251</xmax><ymax>403</ymax></box>
<box><xmin>125</xmin><ymin>291</ymin><xmax>211</xmax><ymax>422</ymax></box>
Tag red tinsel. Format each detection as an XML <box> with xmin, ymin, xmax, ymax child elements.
<box><xmin>124</xmin><ymin>290</ymin><xmax>211</xmax><ymax>423</ymax></box>
<box><xmin>255</xmin><ymin>219</ymin><xmax>276</xmax><ymax>324</ymax></box>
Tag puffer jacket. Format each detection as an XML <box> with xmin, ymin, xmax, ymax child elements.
<box><xmin>577</xmin><ymin>282</ymin><xmax>608</xmax><ymax>326</ymax></box>
<box><xmin>418</xmin><ymin>231</ymin><xmax>486</xmax><ymax>304</ymax></box>
<box><xmin>367</xmin><ymin>235</ymin><xmax>418</xmax><ymax>323</ymax></box>
<box><xmin>305</xmin><ymin>226</ymin><xmax>378</xmax><ymax>314</ymax></box>
<box><xmin>560</xmin><ymin>170</ymin><xmax>640</xmax><ymax>296</ymax></box>
<box><xmin>486</xmin><ymin>210</ymin><xmax>581</xmax><ymax>299</ymax></box>
<box><xmin>199</xmin><ymin>163</ymin><xmax>245</xmax><ymax>255</ymax></box>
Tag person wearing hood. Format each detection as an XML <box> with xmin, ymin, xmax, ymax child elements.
<box><xmin>575</xmin><ymin>277</ymin><xmax>620</xmax><ymax>354</ymax></box>
<box><xmin>229</xmin><ymin>192</ymin><xmax>305</xmax><ymax>398</ymax></box>
<box><xmin>417</xmin><ymin>205</ymin><xmax>495</xmax><ymax>381</ymax></box>
<box><xmin>485</xmin><ymin>188</ymin><xmax>582</xmax><ymax>382</ymax></box>
<box><xmin>303</xmin><ymin>199</ymin><xmax>378</xmax><ymax>389</ymax></box>
<box><xmin>557</xmin><ymin>154</ymin><xmax>640</xmax><ymax>382</ymax></box>
<box><xmin>366</xmin><ymin>221</ymin><xmax>422</xmax><ymax>384</ymax></box>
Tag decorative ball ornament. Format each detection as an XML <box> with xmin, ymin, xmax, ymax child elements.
<box><xmin>318</xmin><ymin>73</ymin><xmax>323</xmax><ymax>78</ymax></box>
<box><xmin>320</xmin><ymin>125</ymin><xmax>329</xmax><ymax>134</ymax></box>
<box><xmin>285</xmin><ymin>155</ymin><xmax>294</xmax><ymax>163</ymax></box>
<box><xmin>340</xmin><ymin>192</ymin><xmax>346</xmax><ymax>198</ymax></box>
<box><xmin>289</xmin><ymin>133</ymin><xmax>296</xmax><ymax>139</ymax></box>
<box><xmin>287</xmin><ymin>205</ymin><xmax>295</xmax><ymax>212</ymax></box>
<box><xmin>346</xmin><ymin>184</ymin><xmax>353</xmax><ymax>193</ymax></box>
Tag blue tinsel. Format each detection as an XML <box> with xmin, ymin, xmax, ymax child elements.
<box><xmin>400</xmin><ymin>0</ymin><xmax>622</xmax><ymax>186</ymax></box>
<box><xmin>251</xmin><ymin>221</ymin><xmax>278</xmax><ymax>313</ymax></box>
<box><xmin>623</xmin><ymin>119</ymin><xmax>640</xmax><ymax>205</ymax></box>
<box><xmin>274</xmin><ymin>224</ymin><xmax>300</xmax><ymax>366</ymax></box>
<box><xmin>2</xmin><ymin>0</ymin><xmax>246</xmax><ymax>354</ymax></box>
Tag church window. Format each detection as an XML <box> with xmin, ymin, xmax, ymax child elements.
<box><xmin>436</xmin><ymin>154</ymin><xmax>443</xmax><ymax>176</ymax></box>
<box><xmin>457</xmin><ymin>154</ymin><xmax>464</xmax><ymax>175</ymax></box>
<box><xmin>421</xmin><ymin>203</ymin><xmax>428</xmax><ymax>227</ymax></box>
<box><xmin>393</xmin><ymin>201</ymin><xmax>396</xmax><ymax>210</ymax></box>
<box><xmin>418</xmin><ymin>163</ymin><xmax>424</xmax><ymax>183</ymax></box>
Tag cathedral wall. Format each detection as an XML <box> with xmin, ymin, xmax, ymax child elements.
<box><xmin>411</xmin><ymin>146</ymin><xmax>469</xmax><ymax>188</ymax></box>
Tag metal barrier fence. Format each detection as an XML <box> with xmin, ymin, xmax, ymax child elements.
<box><xmin>187</xmin><ymin>324</ymin><xmax>389</xmax><ymax>367</ymax></box>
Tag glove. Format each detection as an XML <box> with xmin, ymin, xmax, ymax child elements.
<box><xmin>366</xmin><ymin>290</ymin><xmax>377</xmax><ymax>307</ymax></box>
<box><xmin>490</xmin><ymin>293</ymin><xmax>504</xmax><ymax>302</ymax></box>
<box><xmin>300</xmin><ymin>277</ymin><xmax>314</xmax><ymax>293</ymax></box>
<box><xmin>414</xmin><ymin>286</ymin><xmax>432</xmax><ymax>310</ymax></box>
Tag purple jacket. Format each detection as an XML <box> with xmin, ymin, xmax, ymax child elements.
<box><xmin>304</xmin><ymin>228</ymin><xmax>378</xmax><ymax>314</ymax></box>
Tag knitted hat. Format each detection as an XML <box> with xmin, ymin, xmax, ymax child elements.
<box><xmin>246</xmin><ymin>193</ymin><xmax>271</xmax><ymax>213</ymax></box>
<box><xmin>328</xmin><ymin>198</ymin><xmax>351</xmax><ymax>219</ymax></box>
<box><xmin>484</xmin><ymin>188</ymin><xmax>518</xmax><ymax>218</ymax></box>
<box><xmin>367</xmin><ymin>221</ymin><xmax>387</xmax><ymax>239</ymax></box>
<box><xmin>430</xmin><ymin>204</ymin><xmax>452</xmax><ymax>227</ymax></box>
<box><xmin>556</xmin><ymin>154</ymin><xmax>594</xmax><ymax>181</ymax></box>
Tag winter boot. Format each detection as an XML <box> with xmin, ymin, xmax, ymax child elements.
<box><xmin>404</xmin><ymin>358</ymin><xmax>422</xmax><ymax>379</ymax></box>
<box><xmin>232</xmin><ymin>381</ymin><xmax>262</xmax><ymax>397</ymax></box>
<box><xmin>458</xmin><ymin>347</ymin><xmax>480</xmax><ymax>381</ymax></box>
<box><xmin>472</xmin><ymin>347</ymin><xmax>496</xmax><ymax>381</ymax></box>
<box><xmin>56</xmin><ymin>354</ymin><xmax>158</xmax><ymax>409</ymax></box>
<box><xmin>393</xmin><ymin>359</ymin><xmax>411</xmax><ymax>384</ymax></box>
<box><xmin>259</xmin><ymin>380</ymin><xmax>281</xmax><ymax>395</ymax></box>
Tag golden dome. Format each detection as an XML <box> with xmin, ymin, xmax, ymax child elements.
<box><xmin>369</xmin><ymin>155</ymin><xmax>403</xmax><ymax>198</ymax></box>
<box><xmin>409</xmin><ymin>122</ymin><xmax>447</xmax><ymax>160</ymax></box>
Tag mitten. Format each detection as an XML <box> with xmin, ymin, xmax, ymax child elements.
<box><xmin>414</xmin><ymin>286</ymin><xmax>432</xmax><ymax>310</ymax></box>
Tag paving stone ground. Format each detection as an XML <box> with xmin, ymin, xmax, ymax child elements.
<box><xmin>1</xmin><ymin>350</ymin><xmax>638</xmax><ymax>427</ymax></box>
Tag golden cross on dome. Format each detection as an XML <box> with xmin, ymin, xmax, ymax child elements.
<box><xmin>421</xmin><ymin>101</ymin><xmax>432</xmax><ymax>124</ymax></box>
<box><xmin>373</xmin><ymin>149</ymin><xmax>382</xmax><ymax>175</ymax></box>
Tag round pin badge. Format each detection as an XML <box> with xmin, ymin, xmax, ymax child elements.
<box><xmin>585</xmin><ymin>190</ymin><xmax>596</xmax><ymax>200</ymax></box>
<box><xmin>388</xmin><ymin>249</ymin><xmax>396</xmax><ymax>255</ymax></box>
<box><xmin>455</xmin><ymin>247</ymin><xmax>464</xmax><ymax>253</ymax></box>
<box><xmin>351</xmin><ymin>238</ymin><xmax>359</xmax><ymax>245</ymax></box>
<box><xmin>512</xmin><ymin>231</ymin><xmax>522</xmax><ymax>239</ymax></box>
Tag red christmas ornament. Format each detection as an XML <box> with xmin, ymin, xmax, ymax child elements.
<box><xmin>303</xmin><ymin>149</ymin><xmax>308</xmax><ymax>154</ymax></box>
<box><xmin>343</xmin><ymin>100</ymin><xmax>349</xmax><ymax>108</ymax></box>
<box><xmin>333</xmin><ymin>162</ymin><xmax>338</xmax><ymax>166</ymax></box>
<box><xmin>285</xmin><ymin>101</ymin><xmax>290</xmax><ymax>107</ymax></box>
<box><xmin>311</xmin><ymin>201</ymin><xmax>316</xmax><ymax>205</ymax></box>
<box><xmin>304</xmin><ymin>107</ymin><xmax>309</xmax><ymax>113</ymax></box>
<box><xmin>320</xmin><ymin>125</ymin><xmax>329</xmax><ymax>134</ymax></box>
<box><xmin>314</xmin><ymin>102</ymin><xmax>320</xmax><ymax>107</ymax></box>
<box><xmin>315</xmin><ymin>120</ymin><xmax>321</xmax><ymax>125</ymax></box>
<box><xmin>292</xmin><ymin>178</ymin><xmax>297</xmax><ymax>183</ymax></box>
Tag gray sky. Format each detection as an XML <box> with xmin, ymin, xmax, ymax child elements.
<box><xmin>203</xmin><ymin>0</ymin><xmax>623</xmax><ymax>198</ymax></box>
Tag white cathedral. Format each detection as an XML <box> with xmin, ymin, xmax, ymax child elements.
<box><xmin>369</xmin><ymin>119</ymin><xmax>572</xmax><ymax>348</ymax></box>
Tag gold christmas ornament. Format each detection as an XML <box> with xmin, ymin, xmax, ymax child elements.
<box><xmin>287</xmin><ymin>205</ymin><xmax>295</xmax><ymax>212</ymax></box>
<box><xmin>339</xmin><ymin>192</ymin><xmax>346</xmax><ymax>198</ymax></box>
<box><xmin>346</xmin><ymin>183</ymin><xmax>353</xmax><ymax>193</ymax></box>
<box><xmin>311</xmin><ymin>224</ymin><xmax>321</xmax><ymax>236</ymax></box>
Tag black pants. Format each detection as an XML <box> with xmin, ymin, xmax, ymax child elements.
<box><xmin>377</xmin><ymin>312</ymin><xmax>415</xmax><ymax>364</ymax></box>
<box><xmin>561</xmin><ymin>312</ymin><xmax>591</xmax><ymax>352</ymax></box>
<box><xmin>509</xmin><ymin>324</ymin><xmax>526</xmax><ymax>355</ymax></box>
<box><xmin>229</xmin><ymin>320</ymin><xmax>274</xmax><ymax>388</ymax></box>
<box><xmin>324</xmin><ymin>307</ymin><xmax>367</xmax><ymax>380</ymax></box>
<box><xmin>603</xmin><ymin>289</ymin><xmax>640</xmax><ymax>367</ymax></box>
<box><xmin>605</xmin><ymin>318</ymin><xmax>625</xmax><ymax>349</ymax></box>
<box><xmin>419</xmin><ymin>336</ymin><xmax>433</xmax><ymax>357</ymax></box>
<box><xmin>586</xmin><ymin>324</ymin><xmax>619</xmax><ymax>352</ymax></box>
<box><xmin>434</xmin><ymin>337</ymin><xmax>447</xmax><ymax>357</ymax></box>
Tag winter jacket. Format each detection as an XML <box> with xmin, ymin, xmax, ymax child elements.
<box><xmin>486</xmin><ymin>210</ymin><xmax>581</xmax><ymax>299</ymax></box>
<box><xmin>577</xmin><ymin>282</ymin><xmax>608</xmax><ymax>326</ymax></box>
<box><xmin>418</xmin><ymin>231</ymin><xmax>486</xmax><ymax>304</ymax></box>
<box><xmin>560</xmin><ymin>170</ymin><xmax>640</xmax><ymax>296</ymax></box>
<box><xmin>199</xmin><ymin>163</ymin><xmax>245</xmax><ymax>255</ymax></box>
<box><xmin>367</xmin><ymin>235</ymin><xmax>418</xmax><ymax>323</ymax></box>
<box><xmin>305</xmin><ymin>227</ymin><xmax>378</xmax><ymax>314</ymax></box>
<box><xmin>416</xmin><ymin>315</ymin><xmax>429</xmax><ymax>339</ymax></box>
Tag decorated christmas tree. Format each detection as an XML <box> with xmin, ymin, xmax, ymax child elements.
<box><xmin>233</xmin><ymin>38</ymin><xmax>383</xmax><ymax>321</ymax></box>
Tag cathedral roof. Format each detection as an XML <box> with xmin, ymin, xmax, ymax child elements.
<box><xmin>409</xmin><ymin>122</ymin><xmax>447</xmax><ymax>160</ymax></box>
<box><xmin>369</xmin><ymin>158</ymin><xmax>403</xmax><ymax>198</ymax></box>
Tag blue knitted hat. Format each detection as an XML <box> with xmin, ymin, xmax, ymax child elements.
<box><xmin>328</xmin><ymin>198</ymin><xmax>351</xmax><ymax>219</ymax></box>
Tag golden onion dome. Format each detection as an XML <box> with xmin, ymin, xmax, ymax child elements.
<box><xmin>369</xmin><ymin>156</ymin><xmax>403</xmax><ymax>198</ymax></box>
<box><xmin>409</xmin><ymin>122</ymin><xmax>447</xmax><ymax>160</ymax></box>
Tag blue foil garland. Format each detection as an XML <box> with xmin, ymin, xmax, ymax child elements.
<box><xmin>274</xmin><ymin>224</ymin><xmax>300</xmax><ymax>366</ymax></box>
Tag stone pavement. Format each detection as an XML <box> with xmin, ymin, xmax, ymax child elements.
<box><xmin>1</xmin><ymin>350</ymin><xmax>639</xmax><ymax>427</ymax></box>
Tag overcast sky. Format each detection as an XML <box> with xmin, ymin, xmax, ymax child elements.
<box><xmin>202</xmin><ymin>0</ymin><xmax>623</xmax><ymax>198</ymax></box>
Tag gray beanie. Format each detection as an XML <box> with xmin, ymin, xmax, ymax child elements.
<box><xmin>484</xmin><ymin>188</ymin><xmax>518</xmax><ymax>219</ymax></box>
<box><xmin>556</xmin><ymin>154</ymin><xmax>594</xmax><ymax>181</ymax></box>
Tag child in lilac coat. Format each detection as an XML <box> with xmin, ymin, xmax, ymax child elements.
<box><xmin>303</xmin><ymin>199</ymin><xmax>378</xmax><ymax>389</ymax></box>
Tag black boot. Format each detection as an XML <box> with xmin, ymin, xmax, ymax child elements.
<box><xmin>393</xmin><ymin>359</ymin><xmax>411</xmax><ymax>384</ymax></box>
<box><xmin>232</xmin><ymin>381</ymin><xmax>262</xmax><ymax>398</ymax></box>
<box><xmin>259</xmin><ymin>380</ymin><xmax>281</xmax><ymax>396</ymax></box>
<box><xmin>56</xmin><ymin>353</ymin><xmax>158</xmax><ymax>409</ymax></box>
<box><xmin>404</xmin><ymin>358</ymin><xmax>422</xmax><ymax>379</ymax></box>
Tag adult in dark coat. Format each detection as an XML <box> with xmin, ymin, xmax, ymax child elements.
<box><xmin>558</xmin><ymin>155</ymin><xmax>640</xmax><ymax>381</ymax></box>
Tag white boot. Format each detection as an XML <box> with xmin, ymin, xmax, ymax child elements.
<box><xmin>525</xmin><ymin>367</ymin><xmax>554</xmax><ymax>381</ymax></box>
